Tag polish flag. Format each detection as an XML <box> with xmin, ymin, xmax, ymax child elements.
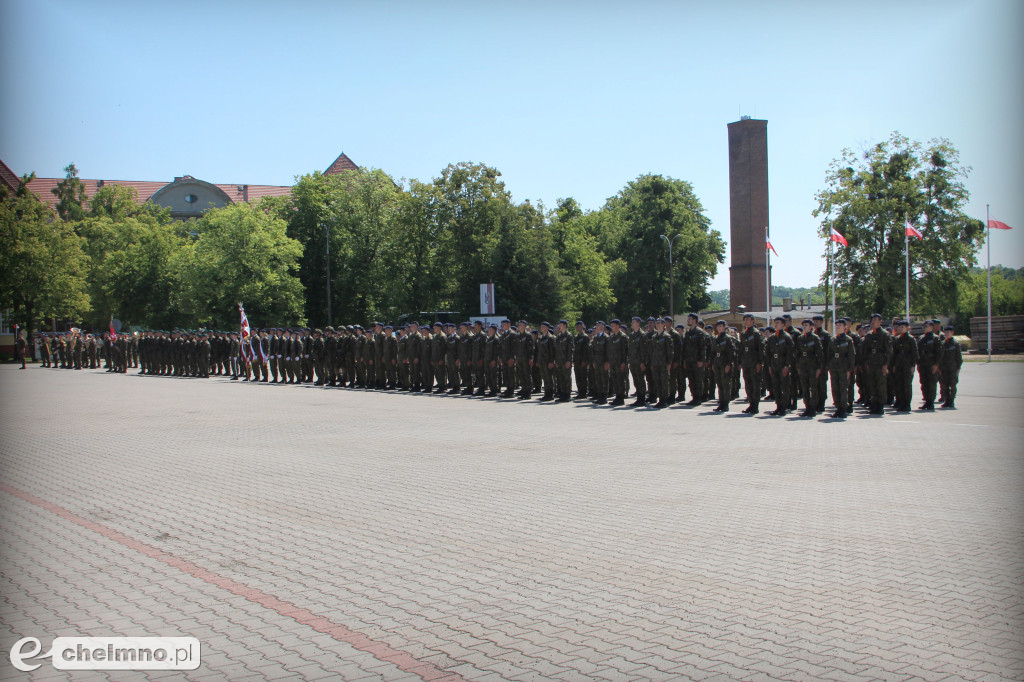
<box><xmin>109</xmin><ymin>317</ymin><xmax>117</xmax><ymax>342</ymax></box>
<box><xmin>766</xmin><ymin>236</ymin><xmax>779</xmax><ymax>257</ymax></box>
<box><xmin>905</xmin><ymin>220</ymin><xmax>923</xmax><ymax>239</ymax></box>
<box><xmin>239</xmin><ymin>303</ymin><xmax>251</xmax><ymax>340</ymax></box>
<box><xmin>988</xmin><ymin>218</ymin><xmax>1013</xmax><ymax>230</ymax></box>
<box><xmin>830</xmin><ymin>227</ymin><xmax>848</xmax><ymax>247</ymax></box>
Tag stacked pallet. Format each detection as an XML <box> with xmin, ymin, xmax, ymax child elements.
<box><xmin>970</xmin><ymin>315</ymin><xmax>1024</xmax><ymax>351</ymax></box>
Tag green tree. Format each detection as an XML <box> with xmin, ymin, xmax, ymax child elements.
<box><xmin>0</xmin><ymin>174</ymin><xmax>90</xmax><ymax>335</ymax></box>
<box><xmin>813</xmin><ymin>133</ymin><xmax>985</xmax><ymax>319</ymax></box>
<box><xmin>172</xmin><ymin>200</ymin><xmax>305</xmax><ymax>328</ymax></box>
<box><xmin>550</xmin><ymin>198</ymin><xmax>617</xmax><ymax>321</ymax></box>
<box><xmin>602</xmin><ymin>174</ymin><xmax>724</xmax><ymax>316</ymax></box>
<box><xmin>51</xmin><ymin>163</ymin><xmax>87</xmax><ymax>222</ymax></box>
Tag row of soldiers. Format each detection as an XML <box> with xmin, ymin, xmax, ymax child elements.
<box><xmin>36</xmin><ymin>312</ymin><xmax>964</xmax><ymax>418</ymax></box>
<box><xmin>37</xmin><ymin>331</ymin><xmax>138</xmax><ymax>373</ymax></box>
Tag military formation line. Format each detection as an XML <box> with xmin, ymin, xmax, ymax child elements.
<box><xmin>28</xmin><ymin>311</ymin><xmax>964</xmax><ymax>418</ymax></box>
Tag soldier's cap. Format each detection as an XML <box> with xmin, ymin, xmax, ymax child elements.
<box><xmin>884</xmin><ymin>327</ymin><xmax>893</xmax><ymax>332</ymax></box>
<box><xmin>932</xmin><ymin>318</ymin><xmax>942</xmax><ymax>325</ymax></box>
<box><xmin>558</xmin><ymin>319</ymin><xmax>568</xmax><ymax>326</ymax></box>
<box><xmin>675</xmin><ymin>323</ymin><xmax>685</xmax><ymax>329</ymax></box>
<box><xmin>433</xmin><ymin>322</ymin><xmax>443</xmax><ymax>328</ymax></box>
<box><xmin>408</xmin><ymin>321</ymin><xmax>418</xmax><ymax>326</ymax></box>
<box><xmin>655</xmin><ymin>317</ymin><xmax>664</xmax><ymax>324</ymax></box>
<box><xmin>502</xmin><ymin>319</ymin><xmax>512</xmax><ymax>325</ymax></box>
<box><xmin>782</xmin><ymin>313</ymin><xmax>792</xmax><ymax>320</ymax></box>
<box><xmin>662</xmin><ymin>316</ymin><xmax>673</xmax><ymax>323</ymax></box>
<box><xmin>575</xmin><ymin>320</ymin><xmax>585</xmax><ymax>327</ymax></box>
<box><xmin>596</xmin><ymin>320</ymin><xmax>606</xmax><ymax>327</ymax></box>
<box><xmin>541</xmin><ymin>321</ymin><xmax>551</xmax><ymax>328</ymax></box>
<box><xmin>313</xmin><ymin>328</ymin><xmax>323</xmax><ymax>335</ymax></box>
<box><xmin>774</xmin><ymin>316</ymin><xmax>786</xmax><ymax>323</ymax></box>
<box><xmin>373</xmin><ymin>321</ymin><xmax>382</xmax><ymax>328</ymax></box>
<box><xmin>812</xmin><ymin>314</ymin><xmax>824</xmax><ymax>321</ymax></box>
<box><xmin>687</xmin><ymin>313</ymin><xmax>699</xmax><ymax>320</ymax></box>
<box><xmin>459</xmin><ymin>321</ymin><xmax>469</xmax><ymax>328</ymax></box>
<box><xmin>631</xmin><ymin>316</ymin><xmax>642</xmax><ymax>322</ymax></box>
<box><xmin>835</xmin><ymin>319</ymin><xmax>847</xmax><ymax>326</ymax></box>
<box><xmin>646</xmin><ymin>316</ymin><xmax>656</xmax><ymax>322</ymax></box>
<box><xmin>922</xmin><ymin>319</ymin><xmax>933</xmax><ymax>326</ymax></box>
<box><xmin>474</xmin><ymin>320</ymin><xmax>483</xmax><ymax>326</ymax></box>
<box><xmin>325</xmin><ymin>326</ymin><xmax>335</xmax><ymax>332</ymax></box>
<box><xmin>743</xmin><ymin>313</ymin><xmax>755</xmax><ymax>319</ymax></box>
<box><xmin>943</xmin><ymin>325</ymin><xmax>954</xmax><ymax>331</ymax></box>
<box><xmin>801</xmin><ymin>319</ymin><xmax>813</xmax><ymax>326</ymax></box>
<box><xmin>531</xmin><ymin>330</ymin><xmax>539</xmax><ymax>335</ymax></box>
<box><xmin>716</xmin><ymin>320</ymin><xmax>727</xmax><ymax>327</ymax></box>
<box><xmin>385</xmin><ymin>324</ymin><xmax>393</xmax><ymax>330</ymax></box>
<box><xmin>587</xmin><ymin>328</ymin><xmax>594</xmax><ymax>333</ymax></box>
<box><xmin>355</xmin><ymin>325</ymin><xmax>364</xmax><ymax>330</ymax></box>
<box><xmin>518</xmin><ymin>320</ymin><xmax>528</xmax><ymax>326</ymax></box>
<box><xmin>489</xmin><ymin>323</ymin><xmax>498</xmax><ymax>329</ymax></box>
<box><xmin>610</xmin><ymin>319</ymin><xmax>622</xmax><ymax>325</ymax></box>
<box><xmin>871</xmin><ymin>313</ymin><xmax>883</xmax><ymax>319</ymax></box>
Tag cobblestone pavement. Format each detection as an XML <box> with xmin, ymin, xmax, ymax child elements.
<box><xmin>0</xmin><ymin>362</ymin><xmax>1021</xmax><ymax>682</ymax></box>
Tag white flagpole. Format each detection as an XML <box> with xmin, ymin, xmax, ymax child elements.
<box><xmin>765</xmin><ymin>226</ymin><xmax>771</xmax><ymax>328</ymax></box>
<box><xmin>905</xmin><ymin>229</ymin><xmax>910</xmax><ymax>323</ymax></box>
<box><xmin>987</xmin><ymin>204</ymin><xmax>992</xmax><ymax>363</ymax></box>
<box><xmin>830</xmin><ymin>238</ymin><xmax>836</xmax><ymax>331</ymax></box>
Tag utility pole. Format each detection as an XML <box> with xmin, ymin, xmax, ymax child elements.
<box><xmin>660</xmin><ymin>233</ymin><xmax>682</xmax><ymax>317</ymax></box>
<box><xmin>322</xmin><ymin>222</ymin><xmax>332</xmax><ymax>327</ymax></box>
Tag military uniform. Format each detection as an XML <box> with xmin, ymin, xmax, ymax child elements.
<box><xmin>572</xmin><ymin>325</ymin><xmax>589</xmax><ymax>399</ymax></box>
<box><xmin>738</xmin><ymin>323</ymin><xmax>765</xmax><ymax>413</ymax></box>
<box><xmin>916</xmin><ymin>323</ymin><xmax>943</xmax><ymax>409</ymax></box>
<box><xmin>827</xmin><ymin>331</ymin><xmax>856</xmax><ymax>418</ymax></box>
<box><xmin>813</xmin><ymin>319</ymin><xmax>832</xmax><ymax>412</ymax></box>
<box><xmin>795</xmin><ymin>328</ymin><xmax>823</xmax><ymax>416</ymax></box>
<box><xmin>648</xmin><ymin>327</ymin><xmax>673</xmax><ymax>408</ymax></box>
<box><xmin>892</xmin><ymin>325</ymin><xmax>919</xmax><ymax>412</ymax></box>
<box><xmin>710</xmin><ymin>328</ymin><xmax>736</xmax><ymax>411</ymax></box>
<box><xmin>938</xmin><ymin>330</ymin><xmax>962</xmax><ymax>408</ymax></box>
<box><xmin>627</xmin><ymin>322</ymin><xmax>648</xmax><ymax>406</ymax></box>
<box><xmin>553</xmin><ymin>325</ymin><xmax>573</xmax><ymax>402</ymax></box>
<box><xmin>515</xmin><ymin>325</ymin><xmax>535</xmax><ymax>399</ymax></box>
<box><xmin>682</xmin><ymin>322</ymin><xmax>708</xmax><ymax>404</ymax></box>
<box><xmin>483</xmin><ymin>327</ymin><xmax>500</xmax><ymax>395</ymax></box>
<box><xmin>536</xmin><ymin>326</ymin><xmax>555</xmax><ymax>400</ymax></box>
<box><xmin>861</xmin><ymin>321</ymin><xmax>892</xmax><ymax>414</ymax></box>
<box><xmin>766</xmin><ymin>327</ymin><xmax>795</xmax><ymax>415</ymax></box>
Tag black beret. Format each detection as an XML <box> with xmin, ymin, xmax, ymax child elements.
<box><xmin>531</xmin><ymin>330</ymin><xmax>539</xmax><ymax>335</ymax></box>
<box><xmin>716</xmin><ymin>319</ymin><xmax>727</xmax><ymax>326</ymax></box>
<box><xmin>433</xmin><ymin>322</ymin><xmax>442</xmax><ymax>327</ymax></box>
<box><xmin>558</xmin><ymin>320</ymin><xmax>568</xmax><ymax>326</ymax></box>
<box><xmin>782</xmin><ymin>313</ymin><xmax>792</xmax><ymax>320</ymax></box>
<box><xmin>743</xmin><ymin>313</ymin><xmax>754</xmax><ymax>319</ymax></box>
<box><xmin>662</xmin><ymin>316</ymin><xmax>673</xmax><ymax>323</ymax></box>
<box><xmin>871</xmin><ymin>313</ymin><xmax>883</xmax><ymax>319</ymax></box>
<box><xmin>385</xmin><ymin>324</ymin><xmax>393</xmax><ymax>330</ymax></box>
<box><xmin>488</xmin><ymin>323</ymin><xmax>498</xmax><ymax>329</ymax></box>
<box><xmin>812</xmin><ymin>315</ymin><xmax>824</xmax><ymax>321</ymax></box>
<box><xmin>646</xmin><ymin>316</ymin><xmax>656</xmax><ymax>322</ymax></box>
<box><xmin>596</xmin><ymin>320</ymin><xmax>606</xmax><ymax>326</ymax></box>
<box><xmin>687</xmin><ymin>313</ymin><xmax>698</xmax><ymax>320</ymax></box>
<box><xmin>501</xmin><ymin>319</ymin><xmax>512</xmax><ymax>324</ymax></box>
<box><xmin>631</xmin><ymin>316</ymin><xmax>642</xmax><ymax>322</ymax></box>
<box><xmin>675</xmin><ymin>323</ymin><xmax>685</xmax><ymax>329</ymax></box>
<box><xmin>801</xmin><ymin>318</ymin><xmax>813</xmax><ymax>325</ymax></box>
<box><xmin>575</xmin><ymin>320</ymin><xmax>585</xmax><ymax>327</ymax></box>
<box><xmin>540</xmin><ymin>321</ymin><xmax>551</xmax><ymax>328</ymax></box>
<box><xmin>518</xmin><ymin>320</ymin><xmax>528</xmax><ymax>325</ymax></box>
<box><xmin>943</xmin><ymin>325</ymin><xmax>954</xmax><ymax>331</ymax></box>
<box><xmin>610</xmin><ymin>319</ymin><xmax>621</xmax><ymax>325</ymax></box>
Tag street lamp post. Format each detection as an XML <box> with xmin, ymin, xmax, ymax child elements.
<box><xmin>660</xmin><ymin>233</ymin><xmax>682</xmax><ymax>317</ymax></box>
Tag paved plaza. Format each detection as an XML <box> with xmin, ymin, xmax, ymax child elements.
<box><xmin>0</xmin><ymin>362</ymin><xmax>1021</xmax><ymax>681</ymax></box>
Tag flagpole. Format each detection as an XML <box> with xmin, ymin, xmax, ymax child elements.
<box><xmin>765</xmin><ymin>226</ymin><xmax>771</xmax><ymax>328</ymax></box>
<box><xmin>830</xmin><ymin>239</ymin><xmax>836</xmax><ymax>331</ymax></box>
<box><xmin>987</xmin><ymin>204</ymin><xmax>991</xmax><ymax>363</ymax></box>
<box><xmin>905</xmin><ymin>229</ymin><xmax>910</xmax><ymax>323</ymax></box>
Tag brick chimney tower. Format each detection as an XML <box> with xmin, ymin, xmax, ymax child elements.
<box><xmin>727</xmin><ymin>117</ymin><xmax>769</xmax><ymax>313</ymax></box>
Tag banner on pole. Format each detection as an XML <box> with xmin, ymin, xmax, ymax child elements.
<box><xmin>479</xmin><ymin>283</ymin><xmax>495</xmax><ymax>315</ymax></box>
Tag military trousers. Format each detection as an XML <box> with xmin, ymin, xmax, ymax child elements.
<box><xmin>713</xmin><ymin>365</ymin><xmax>731</xmax><ymax>408</ymax></box>
<box><xmin>866</xmin><ymin>363</ymin><xmax>887</xmax><ymax>411</ymax></box>
<box><xmin>433</xmin><ymin>361</ymin><xmax>446</xmax><ymax>390</ymax></box>
<box><xmin>629</xmin><ymin>363</ymin><xmax>646</xmax><ymax>401</ymax></box>
<box><xmin>829</xmin><ymin>369</ymin><xmax>849</xmax><ymax>414</ymax></box>
<box><xmin>741</xmin><ymin>364</ymin><xmax>760</xmax><ymax>410</ymax></box>
<box><xmin>797</xmin><ymin>366</ymin><xmax>818</xmax><ymax>411</ymax></box>
<box><xmin>918</xmin><ymin>363</ymin><xmax>939</xmax><ymax>405</ymax></box>
<box><xmin>574</xmin><ymin>362</ymin><xmax>588</xmax><ymax>396</ymax></box>
<box><xmin>940</xmin><ymin>368</ymin><xmax>959</xmax><ymax>404</ymax></box>
<box><xmin>893</xmin><ymin>365</ymin><xmax>915</xmax><ymax>409</ymax></box>
<box><xmin>770</xmin><ymin>366</ymin><xmax>790</xmax><ymax>411</ymax></box>
<box><xmin>650</xmin><ymin>365</ymin><xmax>669</xmax><ymax>404</ymax></box>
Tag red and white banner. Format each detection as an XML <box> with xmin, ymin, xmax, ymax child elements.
<box><xmin>766</xmin><ymin>237</ymin><xmax>779</xmax><ymax>257</ymax></box>
<box><xmin>905</xmin><ymin>220</ymin><xmax>923</xmax><ymax>239</ymax></box>
<box><xmin>988</xmin><ymin>217</ymin><xmax>1013</xmax><ymax>230</ymax></box>
<box><xmin>830</xmin><ymin>227</ymin><xmax>848</xmax><ymax>247</ymax></box>
<box><xmin>109</xmin><ymin>318</ymin><xmax>117</xmax><ymax>342</ymax></box>
<box><xmin>239</xmin><ymin>303</ymin><xmax>251</xmax><ymax>340</ymax></box>
<box><xmin>479</xmin><ymin>283</ymin><xmax>495</xmax><ymax>315</ymax></box>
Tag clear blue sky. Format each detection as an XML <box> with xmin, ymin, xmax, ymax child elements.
<box><xmin>2</xmin><ymin>0</ymin><xmax>1021</xmax><ymax>290</ymax></box>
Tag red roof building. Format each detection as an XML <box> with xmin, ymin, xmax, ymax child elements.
<box><xmin>1</xmin><ymin>153</ymin><xmax>358</xmax><ymax>219</ymax></box>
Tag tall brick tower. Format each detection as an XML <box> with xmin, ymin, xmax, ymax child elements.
<box><xmin>727</xmin><ymin>117</ymin><xmax>769</xmax><ymax>312</ymax></box>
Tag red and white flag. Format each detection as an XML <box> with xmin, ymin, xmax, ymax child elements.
<box><xmin>766</xmin><ymin>236</ymin><xmax>779</xmax><ymax>257</ymax></box>
<box><xmin>109</xmin><ymin>317</ymin><xmax>117</xmax><ymax>342</ymax></box>
<box><xmin>830</xmin><ymin>227</ymin><xmax>848</xmax><ymax>247</ymax></box>
<box><xmin>905</xmin><ymin>219</ymin><xmax>923</xmax><ymax>240</ymax></box>
<box><xmin>239</xmin><ymin>303</ymin><xmax>251</xmax><ymax>340</ymax></box>
<box><xmin>988</xmin><ymin>217</ymin><xmax>1013</xmax><ymax>230</ymax></box>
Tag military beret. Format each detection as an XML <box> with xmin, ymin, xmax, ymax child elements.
<box><xmin>502</xmin><ymin>319</ymin><xmax>512</xmax><ymax>325</ymax></box>
<box><xmin>473</xmin><ymin>320</ymin><xmax>483</xmax><ymax>326</ymax></box>
<box><xmin>871</xmin><ymin>313</ymin><xmax>883</xmax><ymax>320</ymax></box>
<box><xmin>610</xmin><ymin>319</ymin><xmax>622</xmax><ymax>325</ymax></box>
<box><xmin>675</xmin><ymin>323</ymin><xmax>685</xmax><ymax>329</ymax></box>
<box><xmin>408</xmin><ymin>321</ymin><xmax>418</xmax><ymax>326</ymax></box>
<box><xmin>662</xmin><ymin>316</ymin><xmax>673</xmax><ymax>323</ymax></box>
<box><xmin>743</xmin><ymin>313</ymin><xmax>754</xmax><ymax>319</ymax></box>
<box><xmin>773</xmin><ymin>316</ymin><xmax>786</xmax><ymax>323</ymax></box>
<box><xmin>313</xmin><ymin>328</ymin><xmax>322</xmax><ymax>335</ymax></box>
<box><xmin>575</xmin><ymin>321</ymin><xmax>585</xmax><ymax>327</ymax></box>
<box><xmin>596</xmin><ymin>320</ymin><xmax>606</xmax><ymax>326</ymax></box>
<box><xmin>631</xmin><ymin>316</ymin><xmax>642</xmax><ymax>322</ymax></box>
<box><xmin>782</xmin><ymin>314</ymin><xmax>792</xmax><ymax>320</ymax></box>
<box><xmin>433</xmin><ymin>321</ymin><xmax>442</xmax><ymax>328</ymax></box>
<box><xmin>835</xmin><ymin>319</ymin><xmax>847</xmax><ymax>326</ymax></box>
<box><xmin>531</xmin><ymin>330</ymin><xmax>539</xmax><ymax>335</ymax></box>
<box><xmin>943</xmin><ymin>325</ymin><xmax>954</xmax><ymax>331</ymax></box>
<box><xmin>646</xmin><ymin>316</ymin><xmax>656</xmax><ymax>322</ymax></box>
<box><xmin>541</xmin><ymin>321</ymin><xmax>551</xmax><ymax>328</ymax></box>
<box><xmin>687</xmin><ymin>313</ymin><xmax>699</xmax><ymax>320</ymax></box>
<box><xmin>558</xmin><ymin>320</ymin><xmax>568</xmax><ymax>326</ymax></box>
<box><xmin>355</xmin><ymin>325</ymin><xmax>364</xmax><ymax>330</ymax></box>
<box><xmin>489</xmin><ymin>323</ymin><xmax>498</xmax><ymax>329</ymax></box>
<box><xmin>801</xmin><ymin>319</ymin><xmax>813</xmax><ymax>325</ymax></box>
<box><xmin>385</xmin><ymin>324</ymin><xmax>393</xmax><ymax>330</ymax></box>
<box><xmin>716</xmin><ymin>319</ymin><xmax>727</xmax><ymax>326</ymax></box>
<box><xmin>459</xmin><ymin>321</ymin><xmax>468</xmax><ymax>327</ymax></box>
<box><xmin>812</xmin><ymin>314</ymin><xmax>824</xmax><ymax>321</ymax></box>
<box><xmin>325</xmin><ymin>326</ymin><xmax>335</xmax><ymax>332</ymax></box>
<box><xmin>518</xmin><ymin>320</ymin><xmax>528</xmax><ymax>326</ymax></box>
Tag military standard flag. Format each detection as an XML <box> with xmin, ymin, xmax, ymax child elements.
<box><xmin>109</xmin><ymin>317</ymin><xmax>117</xmax><ymax>342</ymax></box>
<box><xmin>905</xmin><ymin>220</ymin><xmax>923</xmax><ymax>239</ymax></box>
<box><xmin>239</xmin><ymin>303</ymin><xmax>251</xmax><ymax>340</ymax></box>
<box><xmin>829</xmin><ymin>227</ymin><xmax>848</xmax><ymax>247</ymax></box>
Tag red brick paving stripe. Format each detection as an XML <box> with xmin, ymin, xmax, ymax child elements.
<box><xmin>0</xmin><ymin>483</ymin><xmax>466</xmax><ymax>682</ymax></box>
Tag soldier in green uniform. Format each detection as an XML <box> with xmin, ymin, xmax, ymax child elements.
<box><xmin>483</xmin><ymin>323</ymin><xmax>500</xmax><ymax>396</ymax></box>
<box><xmin>456</xmin><ymin>322</ymin><xmax>472</xmax><ymax>394</ymax></box>
<box><xmin>382</xmin><ymin>325</ymin><xmax>398</xmax><ymax>389</ymax></box>
<box><xmin>861</xmin><ymin>313</ymin><xmax>891</xmax><ymax>415</ymax></box>
<box><xmin>536</xmin><ymin>321</ymin><xmax>555</xmax><ymax>401</ymax></box>
<box><xmin>916</xmin><ymin>319</ymin><xmax>943</xmax><ymax>410</ymax></box>
<box><xmin>553</xmin><ymin>320</ymin><xmax>573</xmax><ymax>402</ymax></box>
<box><xmin>826</xmin><ymin>319</ymin><xmax>856</xmax><ymax>418</ymax></box>
<box><xmin>405</xmin><ymin>322</ymin><xmax>421</xmax><ymax>391</ymax></box>
<box><xmin>429</xmin><ymin>322</ymin><xmax>447</xmax><ymax>393</ymax></box>
<box><xmin>515</xmin><ymin>320</ymin><xmax>535</xmax><ymax>400</ymax></box>
<box><xmin>500</xmin><ymin>320</ymin><xmax>517</xmax><ymax>398</ymax></box>
<box><xmin>572</xmin><ymin>321</ymin><xmax>589</xmax><ymax>399</ymax></box>
<box><xmin>396</xmin><ymin>326</ymin><xmax>409</xmax><ymax>390</ymax></box>
<box><xmin>420</xmin><ymin>323</ymin><xmax>434</xmax><ymax>392</ymax></box>
<box><xmin>703</xmin><ymin>323</ymin><xmax>717</xmax><ymax>402</ymax></box>
<box><xmin>470</xmin><ymin>320</ymin><xmax>485</xmax><ymax>395</ymax></box>
<box><xmin>530</xmin><ymin>329</ymin><xmax>542</xmax><ymax>391</ymax></box>
<box><xmin>311</xmin><ymin>328</ymin><xmax>326</xmax><ymax>385</ymax></box>
<box><xmin>812</xmin><ymin>315</ymin><xmax>831</xmax><ymax>412</ymax></box>
<box><xmin>709</xmin><ymin>320</ymin><xmax>735</xmax><ymax>412</ymax></box>
<box><xmin>795</xmin><ymin>319</ymin><xmax>823</xmax><ymax>417</ymax></box>
<box><xmin>627</xmin><ymin>317</ymin><xmax>648</xmax><ymax>407</ymax></box>
<box><xmin>606</xmin><ymin>319</ymin><xmax>628</xmax><ymax>406</ymax></box>
<box><xmin>892</xmin><ymin>320</ymin><xmax>918</xmax><ymax>412</ymax></box>
<box><xmin>738</xmin><ymin>313</ymin><xmax>765</xmax><ymax>414</ymax></box>
<box><xmin>766</xmin><ymin>317</ymin><xmax>795</xmax><ymax>416</ymax></box>
<box><xmin>443</xmin><ymin>323</ymin><xmax>458</xmax><ymax>394</ymax></box>
<box><xmin>782</xmin><ymin>314</ymin><xmax>801</xmax><ymax>409</ymax></box>
<box><xmin>198</xmin><ymin>333</ymin><xmax>211</xmax><ymax>378</ymax></box>
<box><xmin>682</xmin><ymin>314</ymin><xmax>707</xmax><ymax>405</ymax></box>
<box><xmin>649</xmin><ymin>317</ymin><xmax>673</xmax><ymax>408</ymax></box>
<box><xmin>939</xmin><ymin>326</ymin><xmax>962</xmax><ymax>408</ymax></box>
<box><xmin>664</xmin><ymin>317</ymin><xmax>682</xmax><ymax>403</ymax></box>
